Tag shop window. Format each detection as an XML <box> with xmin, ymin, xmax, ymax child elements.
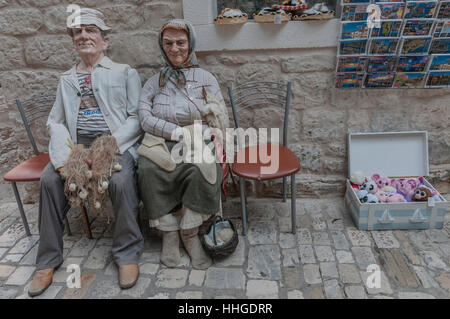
<box><xmin>217</xmin><ymin>0</ymin><xmax>337</xmax><ymax>18</ymax></box>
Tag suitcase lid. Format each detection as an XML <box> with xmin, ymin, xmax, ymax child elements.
<box><xmin>348</xmin><ymin>131</ymin><xmax>429</xmax><ymax>178</ymax></box>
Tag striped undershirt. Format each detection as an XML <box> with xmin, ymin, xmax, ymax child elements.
<box><xmin>76</xmin><ymin>73</ymin><xmax>110</xmax><ymax>136</ymax></box>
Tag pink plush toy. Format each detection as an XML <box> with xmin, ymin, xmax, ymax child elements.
<box><xmin>386</xmin><ymin>192</ymin><xmax>406</xmax><ymax>203</ymax></box>
<box><xmin>372</xmin><ymin>174</ymin><xmax>395</xmax><ymax>192</ymax></box>
<box><xmin>376</xmin><ymin>190</ymin><xmax>389</xmax><ymax>203</ymax></box>
<box><xmin>393</xmin><ymin>178</ymin><xmax>422</xmax><ymax>202</ymax></box>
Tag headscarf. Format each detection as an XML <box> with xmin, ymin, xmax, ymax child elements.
<box><xmin>158</xmin><ymin>19</ymin><xmax>199</xmax><ymax>88</ymax></box>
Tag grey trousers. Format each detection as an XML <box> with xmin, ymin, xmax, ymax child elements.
<box><xmin>35</xmin><ymin>150</ymin><xmax>144</xmax><ymax>270</ymax></box>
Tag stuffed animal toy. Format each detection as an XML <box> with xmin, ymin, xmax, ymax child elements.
<box><xmin>413</xmin><ymin>186</ymin><xmax>432</xmax><ymax>201</ymax></box>
<box><xmin>372</xmin><ymin>173</ymin><xmax>395</xmax><ymax>192</ymax></box>
<box><xmin>60</xmin><ymin>136</ymin><xmax>122</xmax><ymax>220</ymax></box>
<box><xmin>356</xmin><ymin>190</ymin><xmax>379</xmax><ymax>204</ymax></box>
<box><xmin>375</xmin><ymin>190</ymin><xmax>389</xmax><ymax>203</ymax></box>
<box><xmin>386</xmin><ymin>192</ymin><xmax>406</xmax><ymax>203</ymax></box>
<box><xmin>350</xmin><ymin>171</ymin><xmax>367</xmax><ymax>190</ymax></box>
<box><xmin>361</xmin><ymin>180</ymin><xmax>378</xmax><ymax>194</ymax></box>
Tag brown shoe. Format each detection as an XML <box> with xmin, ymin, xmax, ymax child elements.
<box><xmin>28</xmin><ymin>268</ymin><xmax>54</xmax><ymax>297</ymax></box>
<box><xmin>118</xmin><ymin>264</ymin><xmax>139</xmax><ymax>289</ymax></box>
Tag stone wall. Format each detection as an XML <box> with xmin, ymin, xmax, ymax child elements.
<box><xmin>0</xmin><ymin>0</ymin><xmax>449</xmax><ymax>202</ymax></box>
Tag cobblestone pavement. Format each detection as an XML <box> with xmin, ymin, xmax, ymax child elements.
<box><xmin>0</xmin><ymin>183</ymin><xmax>449</xmax><ymax>299</ymax></box>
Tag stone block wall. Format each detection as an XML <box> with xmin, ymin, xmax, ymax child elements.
<box><xmin>0</xmin><ymin>0</ymin><xmax>449</xmax><ymax>202</ymax></box>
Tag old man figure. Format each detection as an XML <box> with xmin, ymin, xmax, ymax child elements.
<box><xmin>28</xmin><ymin>8</ymin><xmax>144</xmax><ymax>297</ymax></box>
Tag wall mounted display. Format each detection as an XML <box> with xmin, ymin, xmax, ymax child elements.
<box><xmin>336</xmin><ymin>0</ymin><xmax>449</xmax><ymax>88</ymax></box>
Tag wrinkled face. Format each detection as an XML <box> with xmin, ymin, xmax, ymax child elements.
<box><xmin>72</xmin><ymin>25</ymin><xmax>109</xmax><ymax>57</ymax></box>
<box><xmin>162</xmin><ymin>28</ymin><xmax>189</xmax><ymax>67</ymax></box>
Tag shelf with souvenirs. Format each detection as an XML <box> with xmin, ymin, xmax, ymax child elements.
<box><xmin>336</xmin><ymin>0</ymin><xmax>450</xmax><ymax>88</ymax></box>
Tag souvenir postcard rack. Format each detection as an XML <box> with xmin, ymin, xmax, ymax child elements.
<box><xmin>336</xmin><ymin>0</ymin><xmax>450</xmax><ymax>88</ymax></box>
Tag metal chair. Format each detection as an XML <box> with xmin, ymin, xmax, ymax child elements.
<box><xmin>228</xmin><ymin>81</ymin><xmax>301</xmax><ymax>235</ymax></box>
<box><xmin>3</xmin><ymin>94</ymin><xmax>92</xmax><ymax>238</ymax></box>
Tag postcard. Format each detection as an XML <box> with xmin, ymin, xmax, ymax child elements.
<box><xmin>340</xmin><ymin>39</ymin><xmax>368</xmax><ymax>55</ymax></box>
<box><xmin>404</xmin><ymin>1</ymin><xmax>437</xmax><ymax>19</ymax></box>
<box><xmin>364</xmin><ymin>72</ymin><xmax>395</xmax><ymax>87</ymax></box>
<box><xmin>393</xmin><ymin>72</ymin><xmax>426</xmax><ymax>87</ymax></box>
<box><xmin>367</xmin><ymin>56</ymin><xmax>397</xmax><ymax>72</ymax></box>
<box><xmin>429</xmin><ymin>55</ymin><xmax>450</xmax><ymax>71</ymax></box>
<box><xmin>341</xmin><ymin>21</ymin><xmax>369</xmax><ymax>39</ymax></box>
<box><xmin>342</xmin><ymin>4</ymin><xmax>369</xmax><ymax>21</ymax></box>
<box><xmin>426</xmin><ymin>71</ymin><xmax>450</xmax><ymax>86</ymax></box>
<box><xmin>379</xmin><ymin>3</ymin><xmax>405</xmax><ymax>19</ymax></box>
<box><xmin>430</xmin><ymin>38</ymin><xmax>450</xmax><ymax>54</ymax></box>
<box><xmin>433</xmin><ymin>21</ymin><xmax>445</xmax><ymax>37</ymax></box>
<box><xmin>401</xmin><ymin>37</ymin><xmax>432</xmax><ymax>54</ymax></box>
<box><xmin>336</xmin><ymin>72</ymin><xmax>365</xmax><ymax>88</ymax></box>
<box><xmin>402</xmin><ymin>20</ymin><xmax>434</xmax><ymax>36</ymax></box>
<box><xmin>437</xmin><ymin>1</ymin><xmax>450</xmax><ymax>19</ymax></box>
<box><xmin>337</xmin><ymin>56</ymin><xmax>369</xmax><ymax>72</ymax></box>
<box><xmin>369</xmin><ymin>38</ymin><xmax>400</xmax><ymax>55</ymax></box>
<box><xmin>439</xmin><ymin>21</ymin><xmax>450</xmax><ymax>37</ymax></box>
<box><xmin>396</xmin><ymin>55</ymin><xmax>430</xmax><ymax>71</ymax></box>
<box><xmin>371</xmin><ymin>20</ymin><xmax>403</xmax><ymax>37</ymax></box>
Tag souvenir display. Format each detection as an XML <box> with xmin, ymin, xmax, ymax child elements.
<box><xmin>253</xmin><ymin>7</ymin><xmax>291</xmax><ymax>23</ymax></box>
<box><xmin>337</xmin><ymin>0</ymin><xmax>448</xmax><ymax>88</ymax></box>
<box><xmin>292</xmin><ymin>2</ymin><xmax>335</xmax><ymax>20</ymax></box>
<box><xmin>214</xmin><ymin>8</ymin><xmax>248</xmax><ymax>24</ymax></box>
<box><xmin>345</xmin><ymin>131</ymin><xmax>448</xmax><ymax>231</ymax></box>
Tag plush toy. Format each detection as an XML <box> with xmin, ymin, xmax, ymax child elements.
<box><xmin>361</xmin><ymin>180</ymin><xmax>378</xmax><ymax>194</ymax></box>
<box><xmin>356</xmin><ymin>189</ymin><xmax>379</xmax><ymax>204</ymax></box>
<box><xmin>60</xmin><ymin>135</ymin><xmax>122</xmax><ymax>220</ymax></box>
<box><xmin>372</xmin><ymin>173</ymin><xmax>395</xmax><ymax>192</ymax></box>
<box><xmin>350</xmin><ymin>171</ymin><xmax>367</xmax><ymax>190</ymax></box>
<box><xmin>375</xmin><ymin>190</ymin><xmax>389</xmax><ymax>203</ymax></box>
<box><xmin>413</xmin><ymin>186</ymin><xmax>432</xmax><ymax>201</ymax></box>
<box><xmin>386</xmin><ymin>192</ymin><xmax>406</xmax><ymax>203</ymax></box>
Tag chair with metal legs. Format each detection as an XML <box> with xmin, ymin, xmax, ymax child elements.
<box><xmin>228</xmin><ymin>81</ymin><xmax>301</xmax><ymax>236</ymax></box>
<box><xmin>3</xmin><ymin>94</ymin><xmax>92</xmax><ymax>238</ymax></box>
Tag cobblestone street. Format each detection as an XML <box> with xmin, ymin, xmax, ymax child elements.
<box><xmin>0</xmin><ymin>183</ymin><xmax>449</xmax><ymax>299</ymax></box>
